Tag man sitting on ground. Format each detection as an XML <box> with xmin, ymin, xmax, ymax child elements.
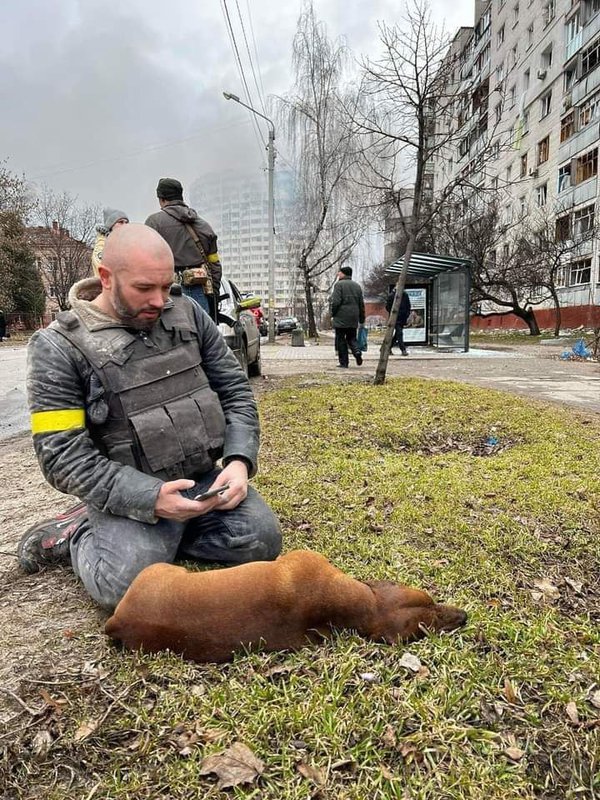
<box><xmin>18</xmin><ymin>224</ymin><xmax>281</xmax><ymax>610</ymax></box>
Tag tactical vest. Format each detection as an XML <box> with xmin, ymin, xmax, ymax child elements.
<box><xmin>53</xmin><ymin>296</ymin><xmax>226</xmax><ymax>481</ymax></box>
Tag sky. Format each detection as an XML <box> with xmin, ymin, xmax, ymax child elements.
<box><xmin>0</xmin><ymin>0</ymin><xmax>474</xmax><ymax>224</ymax></box>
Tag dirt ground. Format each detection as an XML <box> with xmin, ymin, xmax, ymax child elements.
<box><xmin>1</xmin><ymin>342</ymin><xmax>598</xmax><ymax>741</ymax></box>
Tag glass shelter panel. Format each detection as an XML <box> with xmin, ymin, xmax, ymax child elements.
<box><xmin>431</xmin><ymin>270</ymin><xmax>469</xmax><ymax>351</ymax></box>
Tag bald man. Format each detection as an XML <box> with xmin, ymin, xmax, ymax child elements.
<box><xmin>18</xmin><ymin>224</ymin><xmax>281</xmax><ymax>610</ymax></box>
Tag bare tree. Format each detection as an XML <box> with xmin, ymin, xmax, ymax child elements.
<box><xmin>350</xmin><ymin>1</ymin><xmax>503</xmax><ymax>382</ymax></box>
<box><xmin>278</xmin><ymin>3</ymin><xmax>367</xmax><ymax>338</ymax></box>
<box><xmin>34</xmin><ymin>187</ymin><xmax>98</xmax><ymax>310</ymax></box>
<box><xmin>0</xmin><ymin>160</ymin><xmax>36</xmax><ymax>220</ymax></box>
<box><xmin>434</xmin><ymin>199</ymin><xmax>544</xmax><ymax>335</ymax></box>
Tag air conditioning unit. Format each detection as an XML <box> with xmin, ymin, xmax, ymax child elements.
<box><xmin>537</xmin><ymin>68</ymin><xmax>547</xmax><ymax>79</ymax></box>
<box><xmin>529</xmin><ymin>167</ymin><xmax>538</xmax><ymax>177</ymax></box>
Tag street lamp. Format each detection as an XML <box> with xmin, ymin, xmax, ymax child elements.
<box><xmin>223</xmin><ymin>91</ymin><xmax>276</xmax><ymax>343</ymax></box>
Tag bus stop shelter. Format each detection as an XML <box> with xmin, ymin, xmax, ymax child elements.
<box><xmin>386</xmin><ymin>252</ymin><xmax>472</xmax><ymax>352</ymax></box>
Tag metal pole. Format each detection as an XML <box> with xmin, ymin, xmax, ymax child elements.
<box><xmin>222</xmin><ymin>91</ymin><xmax>276</xmax><ymax>342</ymax></box>
<box><xmin>267</xmin><ymin>127</ymin><xmax>275</xmax><ymax>343</ymax></box>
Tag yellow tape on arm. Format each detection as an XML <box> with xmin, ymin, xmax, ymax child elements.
<box><xmin>31</xmin><ymin>409</ymin><xmax>86</xmax><ymax>434</ymax></box>
<box><xmin>208</xmin><ymin>252</ymin><xmax>220</xmax><ymax>263</ymax></box>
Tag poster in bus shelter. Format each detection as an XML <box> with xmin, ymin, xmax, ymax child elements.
<box><xmin>403</xmin><ymin>286</ymin><xmax>427</xmax><ymax>344</ymax></box>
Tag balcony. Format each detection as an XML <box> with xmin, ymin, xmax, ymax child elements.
<box><xmin>565</xmin><ymin>30</ymin><xmax>583</xmax><ymax>61</ymax></box>
<box><xmin>572</xmin><ymin>64</ymin><xmax>600</xmax><ymax>103</ymax></box>
<box><xmin>559</xmin><ymin>121</ymin><xmax>600</xmax><ymax>159</ymax></box>
<box><xmin>581</xmin><ymin>11</ymin><xmax>600</xmax><ymax>50</ymax></box>
<box><xmin>559</xmin><ymin>175</ymin><xmax>598</xmax><ymax>205</ymax></box>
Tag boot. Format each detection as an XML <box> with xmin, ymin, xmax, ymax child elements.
<box><xmin>17</xmin><ymin>502</ymin><xmax>87</xmax><ymax>573</ymax></box>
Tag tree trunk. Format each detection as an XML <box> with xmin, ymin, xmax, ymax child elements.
<box><xmin>549</xmin><ymin>287</ymin><xmax>562</xmax><ymax>337</ymax></box>
<box><xmin>515</xmin><ymin>306</ymin><xmax>540</xmax><ymax>336</ymax></box>
<box><xmin>304</xmin><ymin>276</ymin><xmax>318</xmax><ymax>338</ymax></box>
<box><xmin>373</xmin><ymin>233</ymin><xmax>415</xmax><ymax>385</ymax></box>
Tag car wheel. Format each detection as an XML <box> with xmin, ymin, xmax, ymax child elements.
<box><xmin>237</xmin><ymin>341</ymin><xmax>249</xmax><ymax>376</ymax></box>
<box><xmin>248</xmin><ymin>347</ymin><xmax>262</xmax><ymax>377</ymax></box>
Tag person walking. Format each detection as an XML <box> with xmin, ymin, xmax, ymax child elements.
<box><xmin>386</xmin><ymin>287</ymin><xmax>411</xmax><ymax>356</ymax></box>
<box><xmin>17</xmin><ymin>225</ymin><xmax>281</xmax><ymax>611</ymax></box>
<box><xmin>145</xmin><ymin>178</ymin><xmax>221</xmax><ymax>321</ymax></box>
<box><xmin>330</xmin><ymin>266</ymin><xmax>365</xmax><ymax>368</ymax></box>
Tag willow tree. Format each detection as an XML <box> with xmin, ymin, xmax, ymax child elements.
<box><xmin>279</xmin><ymin>3</ymin><xmax>366</xmax><ymax>337</ymax></box>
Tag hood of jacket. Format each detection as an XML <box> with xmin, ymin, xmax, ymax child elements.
<box><xmin>161</xmin><ymin>201</ymin><xmax>199</xmax><ymax>224</ymax></box>
<box><xmin>67</xmin><ymin>277</ymin><xmax>174</xmax><ymax>332</ymax></box>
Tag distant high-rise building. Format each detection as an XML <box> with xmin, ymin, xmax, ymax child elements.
<box><xmin>190</xmin><ymin>169</ymin><xmax>297</xmax><ymax>313</ymax></box>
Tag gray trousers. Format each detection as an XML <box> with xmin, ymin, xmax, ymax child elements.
<box><xmin>69</xmin><ymin>469</ymin><xmax>282</xmax><ymax>610</ymax></box>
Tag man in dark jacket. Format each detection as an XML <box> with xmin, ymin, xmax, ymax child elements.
<box><xmin>330</xmin><ymin>266</ymin><xmax>365</xmax><ymax>368</ymax></box>
<box><xmin>17</xmin><ymin>225</ymin><xmax>281</xmax><ymax>610</ymax></box>
<box><xmin>386</xmin><ymin>287</ymin><xmax>411</xmax><ymax>356</ymax></box>
<box><xmin>145</xmin><ymin>178</ymin><xmax>222</xmax><ymax>320</ymax></box>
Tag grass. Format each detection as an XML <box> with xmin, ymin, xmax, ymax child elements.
<box><xmin>3</xmin><ymin>378</ymin><xmax>600</xmax><ymax>799</ymax></box>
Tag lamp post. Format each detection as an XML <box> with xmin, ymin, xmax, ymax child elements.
<box><xmin>223</xmin><ymin>91</ymin><xmax>276</xmax><ymax>343</ymax></box>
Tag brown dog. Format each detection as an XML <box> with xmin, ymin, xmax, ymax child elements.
<box><xmin>105</xmin><ymin>550</ymin><xmax>467</xmax><ymax>663</ymax></box>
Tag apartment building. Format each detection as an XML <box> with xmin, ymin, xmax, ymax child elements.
<box><xmin>434</xmin><ymin>0</ymin><xmax>600</xmax><ymax>328</ymax></box>
<box><xmin>190</xmin><ymin>169</ymin><xmax>297</xmax><ymax>314</ymax></box>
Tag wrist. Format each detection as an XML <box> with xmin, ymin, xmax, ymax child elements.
<box><xmin>223</xmin><ymin>456</ymin><xmax>251</xmax><ymax>476</ymax></box>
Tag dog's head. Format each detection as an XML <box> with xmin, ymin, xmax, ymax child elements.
<box><xmin>365</xmin><ymin>580</ymin><xmax>467</xmax><ymax>644</ymax></box>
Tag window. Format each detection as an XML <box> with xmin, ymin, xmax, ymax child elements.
<box><xmin>506</xmin><ymin>163</ymin><xmax>513</xmax><ymax>182</ymax></box>
<box><xmin>561</xmin><ymin>111</ymin><xmax>575</xmax><ymax>141</ymax></box>
<box><xmin>540</xmin><ymin>91</ymin><xmax>552</xmax><ymax>118</ymax></box>
<box><xmin>573</xmin><ymin>204</ymin><xmax>595</xmax><ymax>236</ymax></box>
<box><xmin>497</xmin><ymin>25</ymin><xmax>505</xmax><ymax>46</ymax></box>
<box><xmin>575</xmin><ymin>148</ymin><xmax>598</xmax><ymax>182</ymax></box>
<box><xmin>513</xmin><ymin>3</ymin><xmax>520</xmax><ymax>24</ymax></box>
<box><xmin>527</xmin><ymin>23</ymin><xmax>534</xmax><ymax>47</ymax></box>
<box><xmin>492</xmin><ymin>141</ymin><xmax>500</xmax><ymax>160</ymax></box>
<box><xmin>558</xmin><ymin>163</ymin><xmax>572</xmax><ymax>191</ymax></box>
<box><xmin>496</xmin><ymin>61</ymin><xmax>505</xmax><ymax>84</ymax></box>
<box><xmin>522</xmin><ymin>109</ymin><xmax>530</xmax><ymax>132</ymax></box>
<box><xmin>541</xmin><ymin>44</ymin><xmax>553</xmax><ymax>69</ymax></box>
<box><xmin>511</xmin><ymin>45</ymin><xmax>519</xmax><ymax>67</ymax></box>
<box><xmin>492</xmin><ymin>176</ymin><xmax>499</xmax><ymax>189</ymax></box>
<box><xmin>524</xmin><ymin>68</ymin><xmax>530</xmax><ymax>89</ymax></box>
<box><xmin>536</xmin><ymin>183</ymin><xmax>548</xmax><ymax>205</ymax></box>
<box><xmin>495</xmin><ymin>102</ymin><xmax>503</xmax><ymax>122</ymax></box>
<box><xmin>556</xmin><ymin>215</ymin><xmax>571</xmax><ymax>240</ymax></box>
<box><xmin>509</xmin><ymin>84</ymin><xmax>516</xmax><ymax>108</ymax></box>
<box><xmin>519</xmin><ymin>195</ymin><xmax>527</xmax><ymax>215</ymax></box>
<box><xmin>581</xmin><ymin>38</ymin><xmax>600</xmax><ymax>76</ymax></box>
<box><xmin>544</xmin><ymin>0</ymin><xmax>555</xmax><ymax>23</ymax></box>
<box><xmin>565</xmin><ymin>66</ymin><xmax>576</xmax><ymax>91</ymax></box>
<box><xmin>520</xmin><ymin>152</ymin><xmax>528</xmax><ymax>177</ymax></box>
<box><xmin>570</xmin><ymin>258</ymin><xmax>592</xmax><ymax>284</ymax></box>
<box><xmin>537</xmin><ymin>135</ymin><xmax>550</xmax><ymax>164</ymax></box>
<box><xmin>566</xmin><ymin>12</ymin><xmax>581</xmax><ymax>44</ymax></box>
<box><xmin>579</xmin><ymin>91</ymin><xmax>600</xmax><ymax>127</ymax></box>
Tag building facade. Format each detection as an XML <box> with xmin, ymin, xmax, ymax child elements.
<box><xmin>433</xmin><ymin>0</ymin><xmax>600</xmax><ymax>329</ymax></box>
<box><xmin>190</xmin><ymin>169</ymin><xmax>298</xmax><ymax>314</ymax></box>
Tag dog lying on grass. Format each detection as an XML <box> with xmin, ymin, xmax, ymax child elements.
<box><xmin>105</xmin><ymin>550</ymin><xmax>467</xmax><ymax>663</ymax></box>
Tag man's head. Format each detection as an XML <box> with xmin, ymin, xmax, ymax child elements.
<box><xmin>156</xmin><ymin>177</ymin><xmax>184</xmax><ymax>208</ymax></box>
<box><xmin>338</xmin><ymin>266</ymin><xmax>352</xmax><ymax>279</ymax></box>
<box><xmin>103</xmin><ymin>207</ymin><xmax>129</xmax><ymax>232</ymax></box>
<box><xmin>97</xmin><ymin>224</ymin><xmax>175</xmax><ymax>330</ymax></box>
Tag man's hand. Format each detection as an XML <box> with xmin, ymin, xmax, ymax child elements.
<box><xmin>154</xmin><ymin>460</ymin><xmax>249</xmax><ymax>522</ymax></box>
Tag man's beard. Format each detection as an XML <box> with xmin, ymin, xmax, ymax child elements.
<box><xmin>112</xmin><ymin>282</ymin><xmax>161</xmax><ymax>331</ymax></box>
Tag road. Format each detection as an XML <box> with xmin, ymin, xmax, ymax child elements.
<box><xmin>1</xmin><ymin>339</ymin><xmax>599</xmax><ymax>442</ymax></box>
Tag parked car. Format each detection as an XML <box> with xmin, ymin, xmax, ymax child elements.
<box><xmin>276</xmin><ymin>316</ymin><xmax>299</xmax><ymax>335</ymax></box>
<box><xmin>216</xmin><ymin>277</ymin><xmax>261</xmax><ymax>377</ymax></box>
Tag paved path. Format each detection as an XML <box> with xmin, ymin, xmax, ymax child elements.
<box><xmin>1</xmin><ymin>338</ymin><xmax>599</xmax><ymax>442</ymax></box>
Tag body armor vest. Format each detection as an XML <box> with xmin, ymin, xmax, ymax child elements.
<box><xmin>53</xmin><ymin>296</ymin><xmax>226</xmax><ymax>481</ymax></box>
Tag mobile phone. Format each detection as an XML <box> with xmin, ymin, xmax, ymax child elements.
<box><xmin>193</xmin><ymin>484</ymin><xmax>230</xmax><ymax>502</ymax></box>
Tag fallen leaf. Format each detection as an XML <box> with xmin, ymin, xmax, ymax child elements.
<box><xmin>504</xmin><ymin>746</ymin><xmax>525</xmax><ymax>761</ymax></box>
<box><xmin>31</xmin><ymin>730</ymin><xmax>53</xmax><ymax>757</ymax></box>
<box><xmin>530</xmin><ymin>591</ymin><xmax>544</xmax><ymax>602</ymax></box>
<box><xmin>564</xmin><ymin>577</ymin><xmax>584</xmax><ymax>593</ymax></box>
<box><xmin>296</xmin><ymin>761</ymin><xmax>326</xmax><ymax>785</ymax></box>
<box><xmin>199</xmin><ymin>742</ymin><xmax>264</xmax><ymax>789</ymax></box>
<box><xmin>190</xmin><ymin>684</ymin><xmax>206</xmax><ymax>698</ymax></box>
<box><xmin>588</xmin><ymin>690</ymin><xmax>600</xmax><ymax>709</ymax></box>
<box><xmin>382</xmin><ymin>724</ymin><xmax>397</xmax><ymax>749</ymax></box>
<box><xmin>399</xmin><ymin>653</ymin><xmax>421</xmax><ymax>672</ymax></box>
<box><xmin>566</xmin><ymin>701</ymin><xmax>579</xmax><ymax>724</ymax></box>
<box><xmin>381</xmin><ymin>765</ymin><xmax>395</xmax><ymax>780</ymax></box>
<box><xmin>38</xmin><ymin>689</ymin><xmax>66</xmax><ymax>714</ymax></box>
<box><xmin>503</xmin><ymin>678</ymin><xmax>519</xmax><ymax>705</ymax></box>
<box><xmin>532</xmin><ymin>580</ymin><xmax>560</xmax><ymax>600</ymax></box>
<box><xmin>416</xmin><ymin>666</ymin><xmax>431</xmax><ymax>681</ymax></box>
<box><xmin>172</xmin><ymin>728</ymin><xmax>199</xmax><ymax>755</ymax></box>
<box><xmin>73</xmin><ymin>719</ymin><xmax>99</xmax><ymax>742</ymax></box>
